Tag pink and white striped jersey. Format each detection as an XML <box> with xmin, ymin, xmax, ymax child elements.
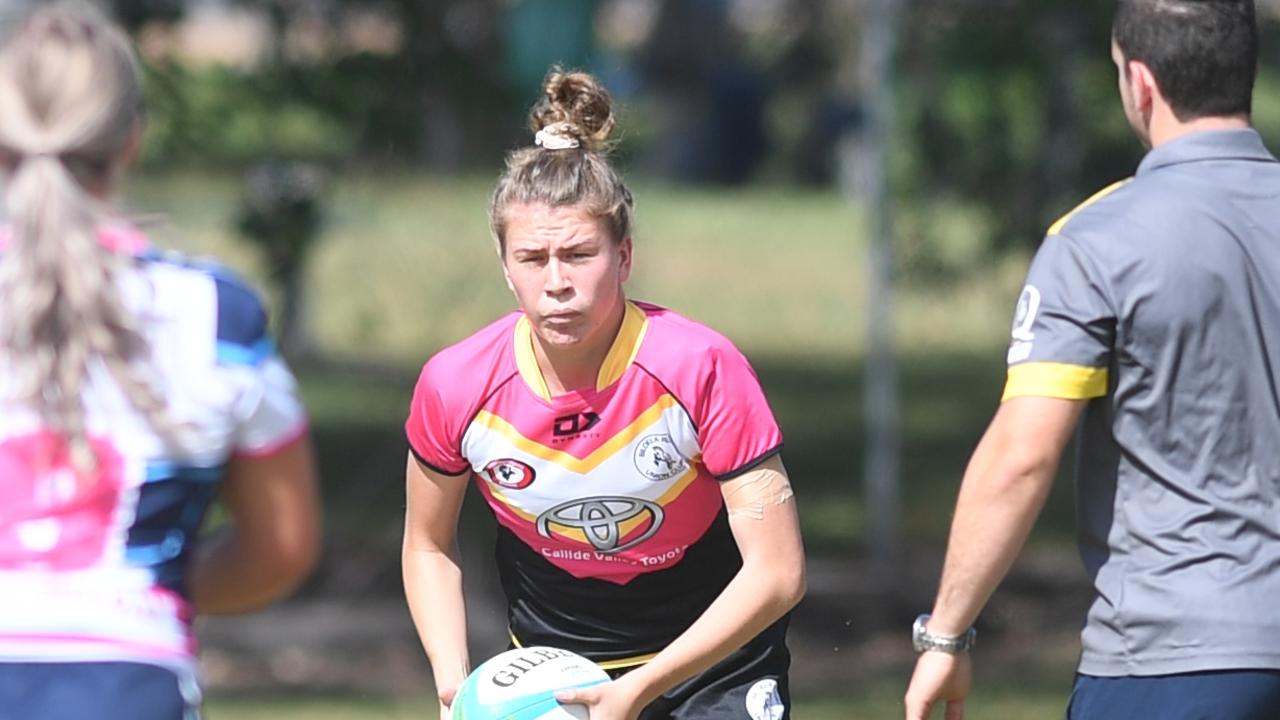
<box><xmin>0</xmin><ymin>225</ymin><xmax>308</xmax><ymax>675</ymax></box>
<box><xmin>405</xmin><ymin>301</ymin><xmax>782</xmax><ymax>665</ymax></box>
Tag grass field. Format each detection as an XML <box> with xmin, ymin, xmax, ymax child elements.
<box><xmin>125</xmin><ymin>171</ymin><xmax>1082</xmax><ymax>718</ymax></box>
<box><xmin>204</xmin><ymin>682</ymin><xmax>1072</xmax><ymax>720</ymax></box>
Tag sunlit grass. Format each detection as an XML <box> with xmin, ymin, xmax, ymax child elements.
<box><xmin>124</xmin><ymin>171</ymin><xmax>1022</xmax><ymax>364</ymax></box>
<box><xmin>204</xmin><ymin>674</ymin><xmax>1072</xmax><ymax>720</ymax></box>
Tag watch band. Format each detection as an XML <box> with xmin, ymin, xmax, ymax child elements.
<box><xmin>912</xmin><ymin>614</ymin><xmax>977</xmax><ymax>654</ymax></box>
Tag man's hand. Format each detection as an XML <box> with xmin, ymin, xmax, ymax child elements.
<box><xmin>556</xmin><ymin>679</ymin><xmax>644</xmax><ymax>720</ymax></box>
<box><xmin>904</xmin><ymin>651</ymin><xmax>971</xmax><ymax>720</ymax></box>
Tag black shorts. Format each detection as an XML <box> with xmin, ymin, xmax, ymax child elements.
<box><xmin>615</xmin><ymin>618</ymin><xmax>791</xmax><ymax>720</ymax></box>
<box><xmin>0</xmin><ymin>661</ymin><xmax>201</xmax><ymax>720</ymax></box>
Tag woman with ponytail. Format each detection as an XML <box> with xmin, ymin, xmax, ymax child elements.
<box><xmin>0</xmin><ymin>4</ymin><xmax>320</xmax><ymax>718</ymax></box>
<box><xmin>403</xmin><ymin>68</ymin><xmax>805</xmax><ymax>720</ymax></box>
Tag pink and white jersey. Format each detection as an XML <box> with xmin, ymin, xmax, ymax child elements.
<box><xmin>406</xmin><ymin>301</ymin><xmax>782</xmax><ymax>664</ymax></box>
<box><xmin>0</xmin><ymin>225</ymin><xmax>308</xmax><ymax>674</ymax></box>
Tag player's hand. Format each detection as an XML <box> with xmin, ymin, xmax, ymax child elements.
<box><xmin>556</xmin><ymin>680</ymin><xmax>642</xmax><ymax>720</ymax></box>
<box><xmin>437</xmin><ymin>684</ymin><xmax>458</xmax><ymax>720</ymax></box>
<box><xmin>904</xmin><ymin>650</ymin><xmax>971</xmax><ymax>720</ymax></box>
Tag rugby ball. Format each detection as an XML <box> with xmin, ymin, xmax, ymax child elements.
<box><xmin>451</xmin><ymin>646</ymin><xmax>609</xmax><ymax>720</ymax></box>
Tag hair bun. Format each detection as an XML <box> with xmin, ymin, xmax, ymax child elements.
<box><xmin>529</xmin><ymin>68</ymin><xmax>615</xmax><ymax>152</ymax></box>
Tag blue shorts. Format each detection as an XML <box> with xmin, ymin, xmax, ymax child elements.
<box><xmin>1068</xmin><ymin>670</ymin><xmax>1280</xmax><ymax>720</ymax></box>
<box><xmin>0</xmin><ymin>661</ymin><xmax>201</xmax><ymax>720</ymax></box>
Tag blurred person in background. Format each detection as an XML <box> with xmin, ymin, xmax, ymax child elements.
<box><xmin>402</xmin><ymin>68</ymin><xmax>805</xmax><ymax>720</ymax></box>
<box><xmin>0</xmin><ymin>4</ymin><xmax>320</xmax><ymax>718</ymax></box>
<box><xmin>905</xmin><ymin>1</ymin><xmax>1280</xmax><ymax>719</ymax></box>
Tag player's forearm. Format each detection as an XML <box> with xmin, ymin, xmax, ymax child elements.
<box><xmin>616</xmin><ymin>536</ymin><xmax>805</xmax><ymax>708</ymax></box>
<box><xmin>189</xmin><ymin>527</ymin><xmax>316</xmax><ymax>614</ymax></box>
<box><xmin>927</xmin><ymin>428</ymin><xmax>1059</xmax><ymax>636</ymax></box>
<box><xmin>402</xmin><ymin>544</ymin><xmax>471</xmax><ymax>691</ymax></box>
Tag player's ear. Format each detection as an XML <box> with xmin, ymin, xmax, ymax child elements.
<box><xmin>617</xmin><ymin>235</ymin><xmax>633</xmax><ymax>283</ymax></box>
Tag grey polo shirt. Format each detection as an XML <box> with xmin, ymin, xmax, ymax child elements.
<box><xmin>1004</xmin><ymin>128</ymin><xmax>1280</xmax><ymax>676</ymax></box>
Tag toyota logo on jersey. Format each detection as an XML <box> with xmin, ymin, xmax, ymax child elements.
<box><xmin>536</xmin><ymin>496</ymin><xmax>664</xmax><ymax>553</ymax></box>
<box><xmin>482</xmin><ymin>458</ymin><xmax>536</xmax><ymax>489</ymax></box>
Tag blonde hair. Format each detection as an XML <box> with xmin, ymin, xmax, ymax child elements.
<box><xmin>489</xmin><ymin>68</ymin><xmax>634</xmax><ymax>251</ymax></box>
<box><xmin>0</xmin><ymin>3</ymin><xmax>173</xmax><ymax>471</ymax></box>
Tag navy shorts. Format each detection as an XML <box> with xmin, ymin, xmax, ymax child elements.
<box><xmin>0</xmin><ymin>661</ymin><xmax>201</xmax><ymax>720</ymax></box>
<box><xmin>612</xmin><ymin>618</ymin><xmax>791</xmax><ymax>720</ymax></box>
<box><xmin>1068</xmin><ymin>670</ymin><xmax>1280</xmax><ymax>720</ymax></box>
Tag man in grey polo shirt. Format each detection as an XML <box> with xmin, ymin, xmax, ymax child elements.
<box><xmin>904</xmin><ymin>1</ymin><xmax>1280</xmax><ymax>719</ymax></box>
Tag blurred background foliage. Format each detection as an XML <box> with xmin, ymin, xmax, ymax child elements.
<box><xmin>115</xmin><ymin>0</ymin><xmax>1280</xmax><ymax>274</ymax></box>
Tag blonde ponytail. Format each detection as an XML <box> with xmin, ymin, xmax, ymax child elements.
<box><xmin>0</xmin><ymin>3</ymin><xmax>177</xmax><ymax>471</ymax></box>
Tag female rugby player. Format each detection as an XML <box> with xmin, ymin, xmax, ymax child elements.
<box><xmin>403</xmin><ymin>69</ymin><xmax>805</xmax><ymax>720</ymax></box>
<box><xmin>0</xmin><ymin>5</ymin><xmax>320</xmax><ymax>718</ymax></box>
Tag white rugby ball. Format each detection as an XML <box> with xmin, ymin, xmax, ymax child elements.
<box><xmin>451</xmin><ymin>646</ymin><xmax>609</xmax><ymax>720</ymax></box>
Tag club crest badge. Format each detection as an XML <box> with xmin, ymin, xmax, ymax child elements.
<box><xmin>633</xmin><ymin>434</ymin><xmax>688</xmax><ymax>482</ymax></box>
<box><xmin>482</xmin><ymin>458</ymin><xmax>536</xmax><ymax>490</ymax></box>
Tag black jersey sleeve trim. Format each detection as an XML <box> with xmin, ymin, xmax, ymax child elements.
<box><xmin>713</xmin><ymin>443</ymin><xmax>784</xmax><ymax>482</ymax></box>
<box><xmin>406</xmin><ymin>439</ymin><xmax>471</xmax><ymax>477</ymax></box>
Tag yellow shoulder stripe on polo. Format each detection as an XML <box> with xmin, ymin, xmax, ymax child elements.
<box><xmin>1002</xmin><ymin>362</ymin><xmax>1108</xmax><ymax>401</ymax></box>
<box><xmin>1047</xmin><ymin>179</ymin><xmax>1132</xmax><ymax>236</ymax></box>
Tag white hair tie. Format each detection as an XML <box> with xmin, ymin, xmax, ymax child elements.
<box><xmin>535</xmin><ymin>123</ymin><xmax>580</xmax><ymax>151</ymax></box>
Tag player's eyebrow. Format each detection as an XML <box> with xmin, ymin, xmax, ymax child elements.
<box><xmin>557</xmin><ymin>238</ymin><xmax>600</xmax><ymax>253</ymax></box>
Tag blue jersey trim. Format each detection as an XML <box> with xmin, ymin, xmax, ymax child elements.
<box><xmin>139</xmin><ymin>249</ymin><xmax>275</xmax><ymax>365</ymax></box>
<box><xmin>145</xmin><ymin>461</ymin><xmax>222</xmax><ymax>484</ymax></box>
<box><xmin>127</xmin><ymin>462</ymin><xmax>226</xmax><ymax>594</ymax></box>
<box><xmin>215</xmin><ymin>337</ymin><xmax>275</xmax><ymax>367</ymax></box>
<box><xmin>212</xmin><ymin>275</ymin><xmax>269</xmax><ymax>348</ymax></box>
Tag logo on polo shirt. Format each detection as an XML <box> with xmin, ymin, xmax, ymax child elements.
<box><xmin>1008</xmin><ymin>284</ymin><xmax>1041</xmax><ymax>363</ymax></box>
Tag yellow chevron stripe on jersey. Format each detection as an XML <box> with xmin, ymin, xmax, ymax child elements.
<box><xmin>1047</xmin><ymin>179</ymin><xmax>1132</xmax><ymax>236</ymax></box>
<box><xmin>514</xmin><ymin>302</ymin><xmax>649</xmax><ymax>400</ymax></box>
<box><xmin>1003</xmin><ymin>362</ymin><xmax>1108</xmax><ymax>401</ymax></box>
<box><xmin>509</xmin><ymin>630</ymin><xmax>659</xmax><ymax>669</ymax></box>
<box><xmin>597</xmin><ymin>302</ymin><xmax>649</xmax><ymax>389</ymax></box>
<box><xmin>474</xmin><ymin>395</ymin><xmax>680</xmax><ymax>473</ymax></box>
<box><xmin>514</xmin><ymin>316</ymin><xmax>553</xmax><ymax>400</ymax></box>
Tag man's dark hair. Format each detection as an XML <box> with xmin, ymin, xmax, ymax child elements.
<box><xmin>1113</xmin><ymin>0</ymin><xmax>1257</xmax><ymax>121</ymax></box>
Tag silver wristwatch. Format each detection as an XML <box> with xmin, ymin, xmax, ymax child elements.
<box><xmin>912</xmin><ymin>614</ymin><xmax>977</xmax><ymax>654</ymax></box>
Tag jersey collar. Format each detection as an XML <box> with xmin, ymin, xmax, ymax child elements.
<box><xmin>514</xmin><ymin>300</ymin><xmax>650</xmax><ymax>401</ymax></box>
<box><xmin>1137</xmin><ymin>128</ymin><xmax>1275</xmax><ymax>176</ymax></box>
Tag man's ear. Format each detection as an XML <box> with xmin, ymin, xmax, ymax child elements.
<box><xmin>1127</xmin><ymin>59</ymin><xmax>1159</xmax><ymax>114</ymax></box>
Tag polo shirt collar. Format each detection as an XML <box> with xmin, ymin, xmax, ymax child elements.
<box><xmin>1137</xmin><ymin>127</ymin><xmax>1275</xmax><ymax>176</ymax></box>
